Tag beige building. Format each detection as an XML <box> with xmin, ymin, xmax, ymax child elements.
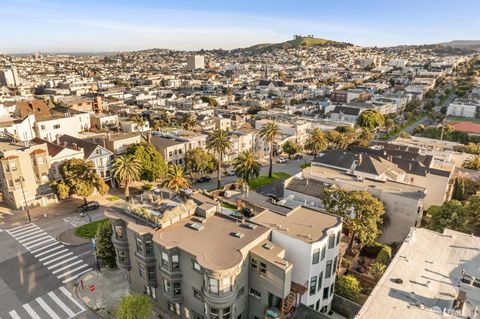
<box><xmin>0</xmin><ymin>138</ymin><xmax>57</xmax><ymax>209</ymax></box>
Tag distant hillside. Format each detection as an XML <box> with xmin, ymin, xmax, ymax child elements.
<box><xmin>438</xmin><ymin>40</ymin><xmax>480</xmax><ymax>49</ymax></box>
<box><xmin>247</xmin><ymin>36</ymin><xmax>350</xmax><ymax>50</ymax></box>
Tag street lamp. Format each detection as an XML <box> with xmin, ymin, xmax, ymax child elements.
<box><xmin>19</xmin><ymin>177</ymin><xmax>31</xmax><ymax>222</ymax></box>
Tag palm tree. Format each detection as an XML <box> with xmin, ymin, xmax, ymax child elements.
<box><xmin>112</xmin><ymin>154</ymin><xmax>141</xmax><ymax>200</ymax></box>
<box><xmin>162</xmin><ymin>165</ymin><xmax>190</xmax><ymax>192</ymax></box>
<box><xmin>260</xmin><ymin>122</ymin><xmax>281</xmax><ymax>178</ymax></box>
<box><xmin>207</xmin><ymin>129</ymin><xmax>233</xmax><ymax>189</ymax></box>
<box><xmin>305</xmin><ymin>128</ymin><xmax>328</xmax><ymax>159</ymax></box>
<box><xmin>463</xmin><ymin>155</ymin><xmax>480</xmax><ymax>170</ymax></box>
<box><xmin>182</xmin><ymin>113</ymin><xmax>197</xmax><ymax>130</ymax></box>
<box><xmin>233</xmin><ymin>150</ymin><xmax>261</xmax><ymax>184</ymax></box>
<box><xmin>337</xmin><ymin>131</ymin><xmax>357</xmax><ymax>150</ymax></box>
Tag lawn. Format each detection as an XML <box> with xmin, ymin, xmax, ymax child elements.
<box><xmin>107</xmin><ymin>196</ymin><xmax>120</xmax><ymax>202</ymax></box>
<box><xmin>74</xmin><ymin>218</ymin><xmax>108</xmax><ymax>239</ymax></box>
<box><xmin>300</xmin><ymin>162</ymin><xmax>311</xmax><ymax>169</ymax></box>
<box><xmin>248</xmin><ymin>172</ymin><xmax>291</xmax><ymax>189</ymax></box>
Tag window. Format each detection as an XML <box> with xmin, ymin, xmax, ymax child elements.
<box><xmin>237</xmin><ymin>287</ymin><xmax>245</xmax><ymax>299</ymax></box>
<box><xmin>250</xmin><ymin>258</ymin><xmax>258</xmax><ymax>270</ymax></box>
<box><xmin>163</xmin><ymin>278</ymin><xmax>171</xmax><ymax>293</ymax></box>
<box><xmin>309</xmin><ymin>276</ymin><xmax>317</xmax><ymax>295</ymax></box>
<box><xmin>321</xmin><ymin>245</ymin><xmax>326</xmax><ymax>260</ymax></box>
<box><xmin>223</xmin><ymin>307</ymin><xmax>231</xmax><ymax>319</ymax></box>
<box><xmin>209</xmin><ymin>278</ymin><xmax>219</xmax><ymax>294</ymax></box>
<box><xmin>147</xmin><ymin>266</ymin><xmax>155</xmax><ymax>281</ymax></box>
<box><xmin>175</xmin><ymin>303</ymin><xmax>180</xmax><ymax>315</ymax></box>
<box><xmin>114</xmin><ymin>225</ymin><xmax>123</xmax><ymax>239</ymax></box>
<box><xmin>136</xmin><ymin>238</ymin><xmax>144</xmax><ymax>254</ymax></box>
<box><xmin>210</xmin><ymin>308</ymin><xmax>219</xmax><ymax>319</ymax></box>
<box><xmin>315</xmin><ymin>299</ymin><xmax>320</xmax><ymax>311</ymax></box>
<box><xmin>145</xmin><ymin>239</ymin><xmax>153</xmax><ymax>256</ymax></box>
<box><xmin>192</xmin><ymin>260</ymin><xmax>201</xmax><ymax>272</ymax></box>
<box><xmin>320</xmin><ymin>306</ymin><xmax>327</xmax><ymax>313</ymax></box>
<box><xmin>249</xmin><ymin>288</ymin><xmax>261</xmax><ymax>299</ymax></box>
<box><xmin>32</xmin><ymin>159</ymin><xmax>37</xmax><ymax>167</ymax></box>
<box><xmin>172</xmin><ymin>254</ymin><xmax>179</xmax><ymax>270</ymax></box>
<box><xmin>161</xmin><ymin>252</ymin><xmax>169</xmax><ymax>268</ymax></box>
<box><xmin>332</xmin><ymin>257</ymin><xmax>338</xmax><ymax>276</ymax></box>
<box><xmin>169</xmin><ymin>151</ymin><xmax>173</xmax><ymax>157</ymax></box>
<box><xmin>38</xmin><ymin>157</ymin><xmax>45</xmax><ymax>165</ymax></box>
<box><xmin>325</xmin><ymin>260</ymin><xmax>332</xmax><ymax>279</ymax></box>
<box><xmin>53</xmin><ymin>124</ymin><xmax>60</xmax><ymax>129</ymax></box>
<box><xmin>117</xmin><ymin>250</ymin><xmax>128</xmax><ymax>263</ymax></box>
<box><xmin>259</xmin><ymin>262</ymin><xmax>267</xmax><ymax>274</ymax></box>
<box><xmin>9</xmin><ymin>162</ymin><xmax>17</xmax><ymax>172</ymax></box>
<box><xmin>222</xmin><ymin>277</ymin><xmax>232</xmax><ymax>292</ymax></box>
<box><xmin>323</xmin><ymin>287</ymin><xmax>329</xmax><ymax>299</ymax></box>
<box><xmin>336</xmin><ymin>231</ymin><xmax>341</xmax><ymax>245</ymax></box>
<box><xmin>40</xmin><ymin>125</ymin><xmax>45</xmax><ymax>130</ymax></box>
<box><xmin>193</xmin><ymin>288</ymin><xmax>203</xmax><ymax>300</ymax></box>
<box><xmin>173</xmin><ymin>282</ymin><xmax>181</xmax><ymax>296</ymax></box>
<box><xmin>330</xmin><ymin>283</ymin><xmax>335</xmax><ymax>297</ymax></box>
<box><xmin>139</xmin><ymin>264</ymin><xmax>146</xmax><ymax>279</ymax></box>
<box><xmin>328</xmin><ymin>234</ymin><xmax>335</xmax><ymax>249</ymax></box>
<box><xmin>145</xmin><ymin>285</ymin><xmax>156</xmax><ymax>300</ymax></box>
<box><xmin>317</xmin><ymin>271</ymin><xmax>323</xmax><ymax>293</ymax></box>
<box><xmin>312</xmin><ymin>249</ymin><xmax>320</xmax><ymax>264</ymax></box>
<box><xmin>168</xmin><ymin>301</ymin><xmax>175</xmax><ymax>312</ymax></box>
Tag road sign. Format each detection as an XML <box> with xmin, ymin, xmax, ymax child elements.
<box><xmin>89</xmin><ymin>284</ymin><xmax>96</xmax><ymax>292</ymax></box>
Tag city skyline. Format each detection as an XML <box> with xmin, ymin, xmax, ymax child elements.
<box><xmin>2</xmin><ymin>0</ymin><xmax>480</xmax><ymax>53</ymax></box>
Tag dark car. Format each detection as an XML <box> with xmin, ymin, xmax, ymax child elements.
<box><xmin>294</xmin><ymin>154</ymin><xmax>304</xmax><ymax>160</ymax></box>
<box><xmin>76</xmin><ymin>201</ymin><xmax>100</xmax><ymax>212</ymax></box>
<box><xmin>241</xmin><ymin>207</ymin><xmax>255</xmax><ymax>218</ymax></box>
<box><xmin>195</xmin><ymin>176</ymin><xmax>212</xmax><ymax>183</ymax></box>
<box><xmin>266</xmin><ymin>193</ymin><xmax>279</xmax><ymax>202</ymax></box>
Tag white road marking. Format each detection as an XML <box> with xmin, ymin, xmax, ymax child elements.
<box><xmin>52</xmin><ymin>260</ymin><xmax>83</xmax><ymax>274</ymax></box>
<box><xmin>35</xmin><ymin>297</ymin><xmax>61</xmax><ymax>319</ymax></box>
<box><xmin>9</xmin><ymin>310</ymin><xmax>20</xmax><ymax>319</ymax></box>
<box><xmin>9</xmin><ymin>225</ymin><xmax>39</xmax><ymax>236</ymax></box>
<box><xmin>59</xmin><ymin>286</ymin><xmax>85</xmax><ymax>311</ymax></box>
<box><xmin>8</xmin><ymin>223</ymin><xmax>36</xmax><ymax>232</ymax></box>
<box><xmin>43</xmin><ymin>252</ymin><xmax>74</xmax><ymax>266</ymax></box>
<box><xmin>56</xmin><ymin>264</ymin><xmax>89</xmax><ymax>278</ymax></box>
<box><xmin>38</xmin><ymin>249</ymin><xmax>69</xmax><ymax>262</ymax></box>
<box><xmin>32</xmin><ymin>243</ymin><xmax>63</xmax><ymax>256</ymax></box>
<box><xmin>47</xmin><ymin>291</ymin><xmax>76</xmax><ymax>317</ymax></box>
<box><xmin>47</xmin><ymin>256</ymin><xmax>78</xmax><ymax>270</ymax></box>
<box><xmin>14</xmin><ymin>229</ymin><xmax>43</xmax><ymax>240</ymax></box>
<box><xmin>18</xmin><ymin>233</ymin><xmax>50</xmax><ymax>244</ymax></box>
<box><xmin>25</xmin><ymin>238</ymin><xmax>55</xmax><ymax>249</ymax></box>
<box><xmin>62</xmin><ymin>268</ymin><xmax>92</xmax><ymax>284</ymax></box>
<box><xmin>23</xmin><ymin>304</ymin><xmax>41</xmax><ymax>319</ymax></box>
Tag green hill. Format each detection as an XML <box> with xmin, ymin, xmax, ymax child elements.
<box><xmin>248</xmin><ymin>37</ymin><xmax>342</xmax><ymax>50</ymax></box>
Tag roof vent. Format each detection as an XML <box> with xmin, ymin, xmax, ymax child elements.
<box><xmin>230</xmin><ymin>232</ymin><xmax>244</xmax><ymax>238</ymax></box>
<box><xmin>242</xmin><ymin>223</ymin><xmax>257</xmax><ymax>230</ymax></box>
<box><xmin>192</xmin><ymin>216</ymin><xmax>206</xmax><ymax>224</ymax></box>
<box><xmin>189</xmin><ymin>222</ymin><xmax>204</xmax><ymax>231</ymax></box>
<box><xmin>263</xmin><ymin>243</ymin><xmax>273</xmax><ymax>250</ymax></box>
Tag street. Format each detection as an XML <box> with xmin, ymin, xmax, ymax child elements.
<box><xmin>0</xmin><ymin>208</ymin><xmax>102</xmax><ymax>319</ymax></box>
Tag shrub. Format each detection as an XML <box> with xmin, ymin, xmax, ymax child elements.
<box><xmin>376</xmin><ymin>246</ymin><xmax>392</xmax><ymax>265</ymax></box>
<box><xmin>336</xmin><ymin>275</ymin><xmax>362</xmax><ymax>302</ymax></box>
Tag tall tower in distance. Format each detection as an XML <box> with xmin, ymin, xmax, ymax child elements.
<box><xmin>187</xmin><ymin>55</ymin><xmax>205</xmax><ymax>71</ymax></box>
<box><xmin>0</xmin><ymin>65</ymin><xmax>21</xmax><ymax>87</ymax></box>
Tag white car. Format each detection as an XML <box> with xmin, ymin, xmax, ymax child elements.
<box><xmin>277</xmin><ymin>157</ymin><xmax>287</xmax><ymax>163</ymax></box>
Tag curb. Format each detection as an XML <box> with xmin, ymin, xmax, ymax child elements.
<box><xmin>74</xmin><ymin>270</ymin><xmax>101</xmax><ymax>313</ymax></box>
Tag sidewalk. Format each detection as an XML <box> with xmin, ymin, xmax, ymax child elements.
<box><xmin>58</xmin><ymin>228</ymin><xmax>90</xmax><ymax>246</ymax></box>
<box><xmin>76</xmin><ymin>268</ymin><xmax>130</xmax><ymax>318</ymax></box>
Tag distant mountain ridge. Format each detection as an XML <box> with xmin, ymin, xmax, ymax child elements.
<box><xmin>438</xmin><ymin>40</ymin><xmax>480</xmax><ymax>48</ymax></box>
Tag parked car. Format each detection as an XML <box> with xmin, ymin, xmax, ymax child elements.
<box><xmin>294</xmin><ymin>154</ymin><xmax>304</xmax><ymax>160</ymax></box>
<box><xmin>241</xmin><ymin>207</ymin><xmax>255</xmax><ymax>218</ymax></box>
<box><xmin>225</xmin><ymin>170</ymin><xmax>236</xmax><ymax>176</ymax></box>
<box><xmin>195</xmin><ymin>176</ymin><xmax>212</xmax><ymax>183</ymax></box>
<box><xmin>76</xmin><ymin>201</ymin><xmax>100</xmax><ymax>212</ymax></box>
<box><xmin>277</xmin><ymin>157</ymin><xmax>288</xmax><ymax>163</ymax></box>
<box><xmin>266</xmin><ymin>193</ymin><xmax>279</xmax><ymax>202</ymax></box>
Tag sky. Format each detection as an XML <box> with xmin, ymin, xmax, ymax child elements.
<box><xmin>1</xmin><ymin>0</ymin><xmax>480</xmax><ymax>53</ymax></box>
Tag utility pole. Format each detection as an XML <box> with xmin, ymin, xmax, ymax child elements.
<box><xmin>19</xmin><ymin>177</ymin><xmax>31</xmax><ymax>222</ymax></box>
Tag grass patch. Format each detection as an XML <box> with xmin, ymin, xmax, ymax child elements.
<box><xmin>300</xmin><ymin>163</ymin><xmax>311</xmax><ymax>169</ymax></box>
<box><xmin>248</xmin><ymin>172</ymin><xmax>291</xmax><ymax>189</ymax></box>
<box><xmin>447</xmin><ymin>116</ymin><xmax>480</xmax><ymax>124</ymax></box>
<box><xmin>107</xmin><ymin>196</ymin><xmax>120</xmax><ymax>202</ymax></box>
<box><xmin>220</xmin><ymin>201</ymin><xmax>238</xmax><ymax>211</ymax></box>
<box><xmin>74</xmin><ymin>218</ymin><xmax>108</xmax><ymax>239</ymax></box>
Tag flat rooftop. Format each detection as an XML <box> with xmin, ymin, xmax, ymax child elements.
<box><xmin>109</xmin><ymin>209</ymin><xmax>270</xmax><ymax>271</ymax></box>
<box><xmin>356</xmin><ymin>228</ymin><xmax>480</xmax><ymax>319</ymax></box>
<box><xmin>252</xmin><ymin>206</ymin><xmax>341</xmax><ymax>243</ymax></box>
<box><xmin>303</xmin><ymin>165</ymin><xmax>426</xmax><ymax>199</ymax></box>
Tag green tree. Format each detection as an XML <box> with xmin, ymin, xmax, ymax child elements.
<box><xmin>95</xmin><ymin>220</ymin><xmax>116</xmax><ymax>268</ymax></box>
<box><xmin>336</xmin><ymin>275</ymin><xmax>362</xmax><ymax>302</ymax></box>
<box><xmin>162</xmin><ymin>164</ymin><xmax>191</xmax><ymax>192</ymax></box>
<box><xmin>369</xmin><ymin>261</ymin><xmax>386</xmax><ymax>280</ymax></box>
<box><xmin>200</xmin><ymin>96</ymin><xmax>219</xmax><ymax>107</ymax></box>
<box><xmin>126</xmin><ymin>143</ymin><xmax>167</xmax><ymax>182</ymax></box>
<box><xmin>305</xmin><ymin>128</ymin><xmax>328</xmax><ymax>158</ymax></box>
<box><xmin>375</xmin><ymin>245</ymin><xmax>392</xmax><ymax>265</ymax></box>
<box><xmin>53</xmin><ymin>159</ymin><xmax>109</xmax><ymax>204</ymax></box>
<box><xmin>207</xmin><ymin>129</ymin><xmax>233</xmax><ymax>189</ymax></box>
<box><xmin>321</xmin><ymin>186</ymin><xmax>385</xmax><ymax>250</ymax></box>
<box><xmin>184</xmin><ymin>148</ymin><xmax>216</xmax><ymax>178</ymax></box>
<box><xmin>112</xmin><ymin>154</ymin><xmax>141</xmax><ymax>200</ymax></box>
<box><xmin>354</xmin><ymin>128</ymin><xmax>374</xmax><ymax>147</ymax></box>
<box><xmin>130</xmin><ymin>114</ymin><xmax>146</xmax><ymax>131</ymax></box>
<box><xmin>453</xmin><ymin>177</ymin><xmax>466</xmax><ymax>201</ymax></box>
<box><xmin>181</xmin><ymin>113</ymin><xmax>197</xmax><ymax>130</ymax></box>
<box><xmin>233</xmin><ymin>150</ymin><xmax>261</xmax><ymax>183</ymax></box>
<box><xmin>260</xmin><ymin>122</ymin><xmax>281</xmax><ymax>178</ymax></box>
<box><xmin>463</xmin><ymin>155</ymin><xmax>480</xmax><ymax>170</ymax></box>
<box><xmin>116</xmin><ymin>294</ymin><xmax>152</xmax><ymax>319</ymax></box>
<box><xmin>281</xmin><ymin>140</ymin><xmax>302</xmax><ymax>159</ymax></box>
<box><xmin>426</xmin><ymin>200</ymin><xmax>470</xmax><ymax>233</ymax></box>
<box><xmin>357</xmin><ymin>109</ymin><xmax>385</xmax><ymax>130</ymax></box>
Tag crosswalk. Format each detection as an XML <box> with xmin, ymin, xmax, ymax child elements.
<box><xmin>7</xmin><ymin>223</ymin><xmax>93</xmax><ymax>284</ymax></box>
<box><xmin>1</xmin><ymin>286</ymin><xmax>85</xmax><ymax>319</ymax></box>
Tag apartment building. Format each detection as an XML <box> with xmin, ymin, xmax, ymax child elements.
<box><xmin>150</xmin><ymin>130</ymin><xmax>207</xmax><ymax>165</ymax></box>
<box><xmin>187</xmin><ymin>55</ymin><xmax>205</xmax><ymax>70</ymax></box>
<box><xmin>107</xmin><ymin>191</ymin><xmax>342</xmax><ymax>319</ymax></box>
<box><xmin>34</xmin><ymin>109</ymin><xmax>90</xmax><ymax>142</ymax></box>
<box><xmin>446</xmin><ymin>98</ymin><xmax>480</xmax><ymax>118</ymax></box>
<box><xmin>0</xmin><ymin>138</ymin><xmax>56</xmax><ymax>209</ymax></box>
<box><xmin>90</xmin><ymin>113</ymin><xmax>119</xmax><ymax>131</ymax></box>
